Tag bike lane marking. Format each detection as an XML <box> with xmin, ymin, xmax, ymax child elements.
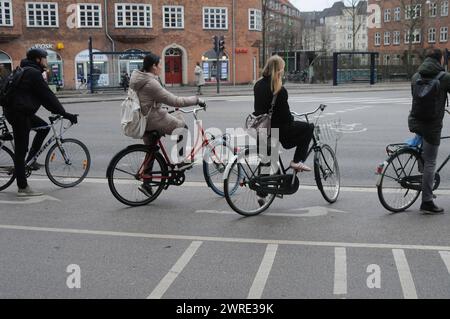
<box><xmin>333</xmin><ymin>247</ymin><xmax>347</xmax><ymax>296</ymax></box>
<box><xmin>439</xmin><ymin>251</ymin><xmax>450</xmax><ymax>275</ymax></box>
<box><xmin>196</xmin><ymin>207</ymin><xmax>349</xmax><ymax>218</ymax></box>
<box><xmin>0</xmin><ymin>195</ymin><xmax>60</xmax><ymax>205</ymax></box>
<box><xmin>147</xmin><ymin>241</ymin><xmax>203</xmax><ymax>299</ymax></box>
<box><xmin>392</xmin><ymin>249</ymin><xmax>418</xmax><ymax>299</ymax></box>
<box><xmin>248</xmin><ymin>244</ymin><xmax>278</xmax><ymax>299</ymax></box>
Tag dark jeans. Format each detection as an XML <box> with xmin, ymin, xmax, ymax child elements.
<box><xmin>5</xmin><ymin>113</ymin><xmax>50</xmax><ymax>189</ymax></box>
<box><xmin>422</xmin><ymin>139</ymin><xmax>439</xmax><ymax>203</ymax></box>
<box><xmin>280</xmin><ymin>121</ymin><xmax>314</xmax><ymax>163</ymax></box>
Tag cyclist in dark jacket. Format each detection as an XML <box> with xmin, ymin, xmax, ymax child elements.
<box><xmin>408</xmin><ymin>48</ymin><xmax>450</xmax><ymax>214</ymax></box>
<box><xmin>4</xmin><ymin>48</ymin><xmax>78</xmax><ymax>196</ymax></box>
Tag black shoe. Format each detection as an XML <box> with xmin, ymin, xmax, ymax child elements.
<box><xmin>27</xmin><ymin>162</ymin><xmax>44</xmax><ymax>171</ymax></box>
<box><xmin>420</xmin><ymin>201</ymin><xmax>444</xmax><ymax>214</ymax></box>
<box><xmin>138</xmin><ymin>183</ymin><xmax>153</xmax><ymax>197</ymax></box>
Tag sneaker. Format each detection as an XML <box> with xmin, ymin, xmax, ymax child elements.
<box><xmin>176</xmin><ymin>161</ymin><xmax>195</xmax><ymax>171</ymax></box>
<box><xmin>138</xmin><ymin>183</ymin><xmax>153</xmax><ymax>197</ymax></box>
<box><xmin>420</xmin><ymin>201</ymin><xmax>444</xmax><ymax>214</ymax></box>
<box><xmin>27</xmin><ymin>162</ymin><xmax>44</xmax><ymax>171</ymax></box>
<box><xmin>290</xmin><ymin>161</ymin><xmax>312</xmax><ymax>172</ymax></box>
<box><xmin>17</xmin><ymin>186</ymin><xmax>44</xmax><ymax>197</ymax></box>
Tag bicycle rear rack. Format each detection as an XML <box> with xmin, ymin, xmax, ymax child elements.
<box><xmin>385</xmin><ymin>143</ymin><xmax>421</xmax><ymax>156</ymax></box>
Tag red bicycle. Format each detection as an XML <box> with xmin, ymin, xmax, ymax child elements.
<box><xmin>106</xmin><ymin>104</ymin><xmax>241</xmax><ymax>206</ymax></box>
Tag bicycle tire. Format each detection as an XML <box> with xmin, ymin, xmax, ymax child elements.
<box><xmin>224</xmin><ymin>151</ymin><xmax>276</xmax><ymax>216</ymax></box>
<box><xmin>0</xmin><ymin>145</ymin><xmax>16</xmax><ymax>191</ymax></box>
<box><xmin>203</xmin><ymin>138</ymin><xmax>241</xmax><ymax>197</ymax></box>
<box><xmin>377</xmin><ymin>148</ymin><xmax>422</xmax><ymax>213</ymax></box>
<box><xmin>45</xmin><ymin>138</ymin><xmax>91</xmax><ymax>188</ymax></box>
<box><xmin>314</xmin><ymin>144</ymin><xmax>340</xmax><ymax>203</ymax></box>
<box><xmin>107</xmin><ymin>145</ymin><xmax>167</xmax><ymax>207</ymax></box>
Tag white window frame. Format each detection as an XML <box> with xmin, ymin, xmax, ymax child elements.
<box><xmin>248</xmin><ymin>8</ymin><xmax>262</xmax><ymax>31</ymax></box>
<box><xmin>428</xmin><ymin>27</ymin><xmax>436</xmax><ymax>43</ymax></box>
<box><xmin>412</xmin><ymin>29</ymin><xmax>421</xmax><ymax>43</ymax></box>
<box><xmin>442</xmin><ymin>1</ymin><xmax>449</xmax><ymax>16</ymax></box>
<box><xmin>405</xmin><ymin>5</ymin><xmax>411</xmax><ymax>19</ymax></box>
<box><xmin>384</xmin><ymin>8</ymin><xmax>391</xmax><ymax>22</ymax></box>
<box><xmin>375</xmin><ymin>32</ymin><xmax>381</xmax><ymax>46</ymax></box>
<box><xmin>162</xmin><ymin>5</ymin><xmax>184</xmax><ymax>29</ymax></box>
<box><xmin>115</xmin><ymin>3</ymin><xmax>152</xmax><ymax>28</ymax></box>
<box><xmin>394</xmin><ymin>7</ymin><xmax>401</xmax><ymax>21</ymax></box>
<box><xmin>430</xmin><ymin>2</ymin><xmax>437</xmax><ymax>17</ymax></box>
<box><xmin>26</xmin><ymin>2</ymin><xmax>59</xmax><ymax>28</ymax></box>
<box><xmin>203</xmin><ymin>7</ymin><xmax>228</xmax><ymax>30</ymax></box>
<box><xmin>384</xmin><ymin>31</ymin><xmax>390</xmax><ymax>45</ymax></box>
<box><xmin>405</xmin><ymin>30</ymin><xmax>411</xmax><ymax>43</ymax></box>
<box><xmin>393</xmin><ymin>31</ymin><xmax>401</xmax><ymax>45</ymax></box>
<box><xmin>440</xmin><ymin>26</ymin><xmax>448</xmax><ymax>42</ymax></box>
<box><xmin>0</xmin><ymin>0</ymin><xmax>13</xmax><ymax>26</ymax></box>
<box><xmin>77</xmin><ymin>3</ymin><xmax>102</xmax><ymax>28</ymax></box>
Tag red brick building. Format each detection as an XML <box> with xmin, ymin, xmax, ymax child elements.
<box><xmin>0</xmin><ymin>0</ymin><xmax>262</xmax><ymax>89</ymax></box>
<box><xmin>368</xmin><ymin>0</ymin><xmax>450</xmax><ymax>67</ymax></box>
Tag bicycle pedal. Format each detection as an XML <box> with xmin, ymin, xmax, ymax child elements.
<box><xmin>276</xmin><ymin>194</ymin><xmax>284</xmax><ymax>199</ymax></box>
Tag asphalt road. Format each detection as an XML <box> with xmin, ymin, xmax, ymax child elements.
<box><xmin>1</xmin><ymin>88</ymin><xmax>450</xmax><ymax>299</ymax></box>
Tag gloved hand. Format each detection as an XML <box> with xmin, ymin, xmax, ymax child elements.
<box><xmin>64</xmin><ymin>113</ymin><xmax>78</xmax><ymax>124</ymax></box>
<box><xmin>198</xmin><ymin>98</ymin><xmax>206</xmax><ymax>108</ymax></box>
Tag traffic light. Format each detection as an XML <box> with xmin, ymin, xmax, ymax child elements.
<box><xmin>219</xmin><ymin>36</ymin><xmax>225</xmax><ymax>52</ymax></box>
<box><xmin>213</xmin><ymin>35</ymin><xmax>219</xmax><ymax>54</ymax></box>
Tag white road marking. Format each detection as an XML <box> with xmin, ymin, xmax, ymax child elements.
<box><xmin>392</xmin><ymin>249</ymin><xmax>418</xmax><ymax>299</ymax></box>
<box><xmin>147</xmin><ymin>241</ymin><xmax>202</xmax><ymax>299</ymax></box>
<box><xmin>196</xmin><ymin>206</ymin><xmax>348</xmax><ymax>218</ymax></box>
<box><xmin>439</xmin><ymin>251</ymin><xmax>450</xmax><ymax>274</ymax></box>
<box><xmin>0</xmin><ymin>195</ymin><xmax>60</xmax><ymax>205</ymax></box>
<box><xmin>248</xmin><ymin>244</ymin><xmax>278</xmax><ymax>299</ymax></box>
<box><xmin>333</xmin><ymin>247</ymin><xmax>347</xmax><ymax>295</ymax></box>
<box><xmin>1</xmin><ymin>224</ymin><xmax>450</xmax><ymax>252</ymax></box>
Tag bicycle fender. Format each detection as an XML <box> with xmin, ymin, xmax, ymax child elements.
<box><xmin>223</xmin><ymin>154</ymin><xmax>240</xmax><ymax>180</ymax></box>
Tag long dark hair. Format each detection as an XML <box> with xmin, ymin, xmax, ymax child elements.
<box><xmin>142</xmin><ymin>53</ymin><xmax>161</xmax><ymax>72</ymax></box>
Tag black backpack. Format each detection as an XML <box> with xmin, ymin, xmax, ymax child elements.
<box><xmin>411</xmin><ymin>71</ymin><xmax>447</xmax><ymax>121</ymax></box>
<box><xmin>0</xmin><ymin>66</ymin><xmax>30</xmax><ymax>109</ymax></box>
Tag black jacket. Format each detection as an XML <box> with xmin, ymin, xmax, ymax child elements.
<box><xmin>409</xmin><ymin>57</ymin><xmax>450</xmax><ymax>145</ymax></box>
<box><xmin>253</xmin><ymin>76</ymin><xmax>294</xmax><ymax>129</ymax></box>
<box><xmin>5</xmin><ymin>59</ymin><xmax>67</xmax><ymax>117</ymax></box>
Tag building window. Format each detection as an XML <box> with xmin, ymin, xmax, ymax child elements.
<box><xmin>249</xmin><ymin>8</ymin><xmax>262</xmax><ymax>31</ymax></box>
<box><xmin>203</xmin><ymin>7</ymin><xmax>227</xmax><ymax>30</ymax></box>
<box><xmin>384</xmin><ymin>9</ymin><xmax>391</xmax><ymax>22</ymax></box>
<box><xmin>384</xmin><ymin>31</ymin><xmax>390</xmax><ymax>45</ymax></box>
<box><xmin>440</xmin><ymin>27</ymin><xmax>448</xmax><ymax>42</ymax></box>
<box><xmin>429</xmin><ymin>27</ymin><xmax>436</xmax><ymax>43</ymax></box>
<box><xmin>405</xmin><ymin>5</ymin><xmax>411</xmax><ymax>19</ymax></box>
<box><xmin>0</xmin><ymin>0</ymin><xmax>12</xmax><ymax>26</ymax></box>
<box><xmin>375</xmin><ymin>32</ymin><xmax>381</xmax><ymax>46</ymax></box>
<box><xmin>405</xmin><ymin>30</ymin><xmax>411</xmax><ymax>43</ymax></box>
<box><xmin>115</xmin><ymin>3</ymin><xmax>151</xmax><ymax>28</ymax></box>
<box><xmin>430</xmin><ymin>2</ymin><xmax>437</xmax><ymax>17</ymax></box>
<box><xmin>163</xmin><ymin>5</ymin><xmax>184</xmax><ymax>29</ymax></box>
<box><xmin>414</xmin><ymin>4</ymin><xmax>422</xmax><ymax>18</ymax></box>
<box><xmin>412</xmin><ymin>29</ymin><xmax>421</xmax><ymax>43</ymax></box>
<box><xmin>77</xmin><ymin>4</ymin><xmax>102</xmax><ymax>28</ymax></box>
<box><xmin>394</xmin><ymin>7</ymin><xmax>401</xmax><ymax>21</ymax></box>
<box><xmin>26</xmin><ymin>2</ymin><xmax>58</xmax><ymax>27</ymax></box>
<box><xmin>393</xmin><ymin>31</ymin><xmax>401</xmax><ymax>45</ymax></box>
<box><xmin>442</xmin><ymin>1</ymin><xmax>449</xmax><ymax>16</ymax></box>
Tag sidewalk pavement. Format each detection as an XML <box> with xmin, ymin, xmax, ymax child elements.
<box><xmin>56</xmin><ymin>81</ymin><xmax>411</xmax><ymax>105</ymax></box>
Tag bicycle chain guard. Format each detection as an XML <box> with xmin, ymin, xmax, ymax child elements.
<box><xmin>249</xmin><ymin>174</ymin><xmax>299</xmax><ymax>195</ymax></box>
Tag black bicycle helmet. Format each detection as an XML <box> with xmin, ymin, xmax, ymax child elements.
<box><xmin>26</xmin><ymin>48</ymin><xmax>48</xmax><ymax>60</ymax></box>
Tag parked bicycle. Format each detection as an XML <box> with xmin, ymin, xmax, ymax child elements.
<box><xmin>106</xmin><ymin>104</ymin><xmax>241</xmax><ymax>207</ymax></box>
<box><xmin>223</xmin><ymin>104</ymin><xmax>341</xmax><ymax>216</ymax></box>
<box><xmin>0</xmin><ymin>114</ymin><xmax>91</xmax><ymax>191</ymax></box>
<box><xmin>376</xmin><ymin>131</ymin><xmax>449</xmax><ymax>213</ymax></box>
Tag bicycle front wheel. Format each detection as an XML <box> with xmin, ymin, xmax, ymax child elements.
<box><xmin>224</xmin><ymin>150</ymin><xmax>276</xmax><ymax>216</ymax></box>
<box><xmin>314</xmin><ymin>144</ymin><xmax>340</xmax><ymax>203</ymax></box>
<box><xmin>0</xmin><ymin>145</ymin><xmax>15</xmax><ymax>191</ymax></box>
<box><xmin>203</xmin><ymin>137</ymin><xmax>241</xmax><ymax>197</ymax></box>
<box><xmin>45</xmin><ymin>138</ymin><xmax>91</xmax><ymax>188</ymax></box>
<box><xmin>377</xmin><ymin>148</ymin><xmax>422</xmax><ymax>213</ymax></box>
<box><xmin>107</xmin><ymin>145</ymin><xmax>167</xmax><ymax>207</ymax></box>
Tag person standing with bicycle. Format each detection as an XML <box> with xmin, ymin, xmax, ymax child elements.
<box><xmin>3</xmin><ymin>48</ymin><xmax>78</xmax><ymax>197</ymax></box>
<box><xmin>409</xmin><ymin>48</ymin><xmax>450</xmax><ymax>214</ymax></box>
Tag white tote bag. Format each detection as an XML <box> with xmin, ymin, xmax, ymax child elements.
<box><xmin>120</xmin><ymin>89</ymin><xmax>147</xmax><ymax>139</ymax></box>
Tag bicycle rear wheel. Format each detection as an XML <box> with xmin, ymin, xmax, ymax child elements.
<box><xmin>0</xmin><ymin>145</ymin><xmax>15</xmax><ymax>191</ymax></box>
<box><xmin>224</xmin><ymin>150</ymin><xmax>276</xmax><ymax>216</ymax></box>
<box><xmin>107</xmin><ymin>145</ymin><xmax>167</xmax><ymax>207</ymax></box>
<box><xmin>377</xmin><ymin>148</ymin><xmax>422</xmax><ymax>213</ymax></box>
<box><xmin>45</xmin><ymin>138</ymin><xmax>90</xmax><ymax>188</ymax></box>
<box><xmin>314</xmin><ymin>144</ymin><xmax>340</xmax><ymax>203</ymax></box>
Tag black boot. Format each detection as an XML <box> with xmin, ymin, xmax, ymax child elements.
<box><xmin>420</xmin><ymin>201</ymin><xmax>444</xmax><ymax>214</ymax></box>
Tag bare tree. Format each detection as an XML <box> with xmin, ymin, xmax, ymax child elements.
<box><xmin>344</xmin><ymin>0</ymin><xmax>365</xmax><ymax>52</ymax></box>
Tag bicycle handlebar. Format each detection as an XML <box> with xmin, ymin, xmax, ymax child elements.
<box><xmin>167</xmin><ymin>105</ymin><xmax>207</xmax><ymax>115</ymax></box>
<box><xmin>291</xmin><ymin>104</ymin><xmax>327</xmax><ymax>118</ymax></box>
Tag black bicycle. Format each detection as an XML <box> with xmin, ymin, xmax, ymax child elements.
<box><xmin>376</xmin><ymin>134</ymin><xmax>448</xmax><ymax>212</ymax></box>
<box><xmin>223</xmin><ymin>104</ymin><xmax>341</xmax><ymax>216</ymax></box>
<box><xmin>0</xmin><ymin>114</ymin><xmax>90</xmax><ymax>190</ymax></box>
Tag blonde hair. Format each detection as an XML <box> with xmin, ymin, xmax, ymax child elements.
<box><xmin>261</xmin><ymin>55</ymin><xmax>285</xmax><ymax>94</ymax></box>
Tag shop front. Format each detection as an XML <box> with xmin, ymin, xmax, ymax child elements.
<box><xmin>46</xmin><ymin>49</ymin><xmax>63</xmax><ymax>88</ymax></box>
<box><xmin>75</xmin><ymin>49</ymin><xmax>109</xmax><ymax>89</ymax></box>
<box><xmin>119</xmin><ymin>49</ymin><xmax>145</xmax><ymax>81</ymax></box>
<box><xmin>201</xmin><ymin>50</ymin><xmax>229</xmax><ymax>83</ymax></box>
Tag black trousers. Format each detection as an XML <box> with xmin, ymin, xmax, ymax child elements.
<box><xmin>5</xmin><ymin>113</ymin><xmax>50</xmax><ymax>189</ymax></box>
<box><xmin>280</xmin><ymin>121</ymin><xmax>314</xmax><ymax>163</ymax></box>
